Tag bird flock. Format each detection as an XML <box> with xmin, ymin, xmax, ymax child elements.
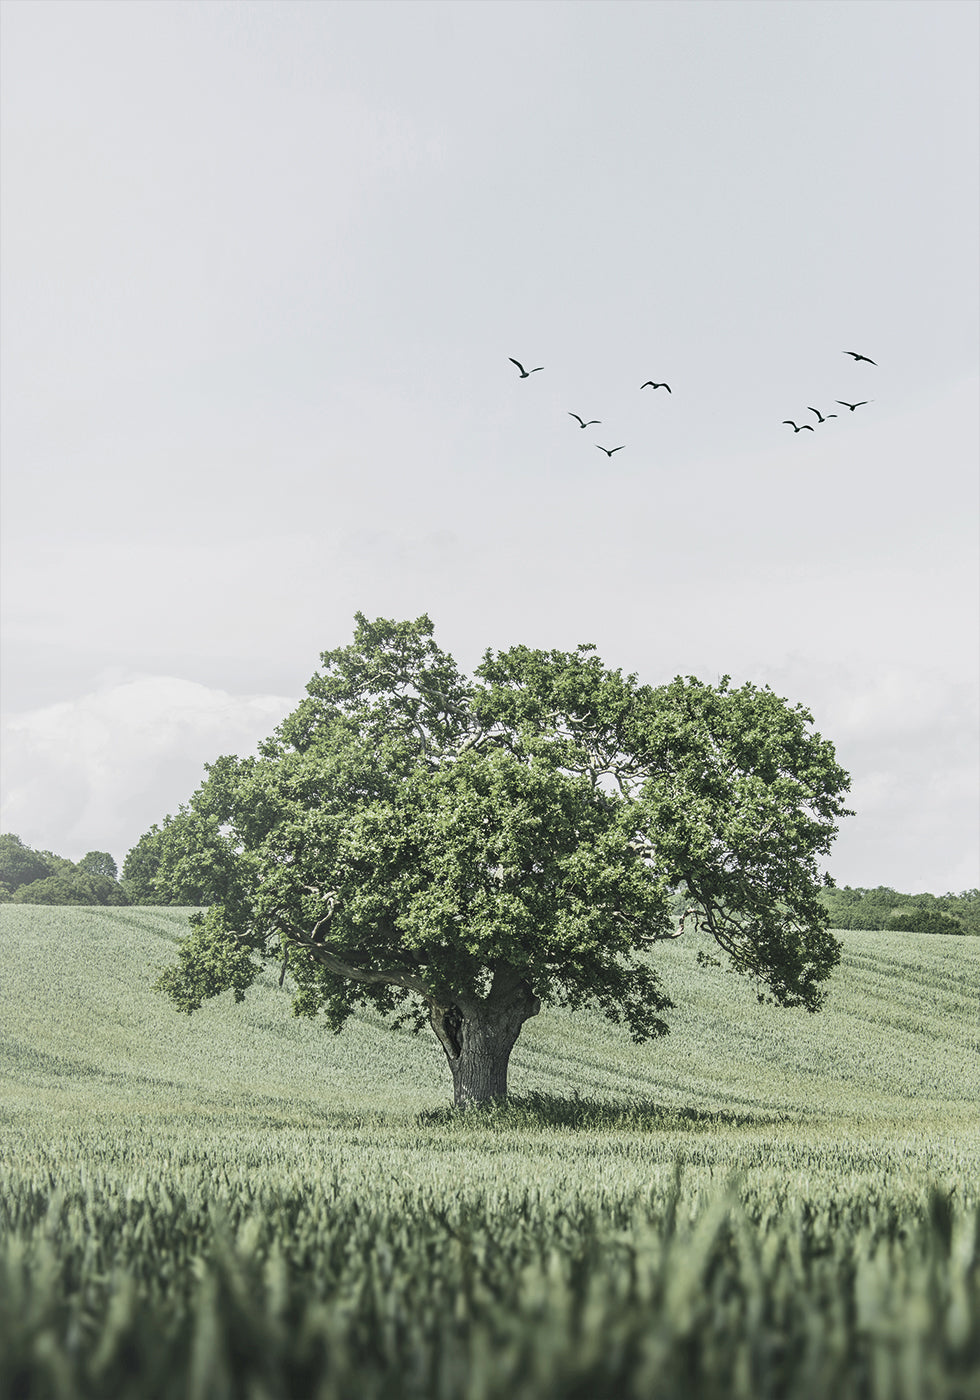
<box><xmin>781</xmin><ymin>351</ymin><xmax>876</xmax><ymax>434</ymax></box>
<box><xmin>508</xmin><ymin>358</ymin><xmax>672</xmax><ymax>459</ymax></box>
<box><xmin>508</xmin><ymin>349</ymin><xmax>877</xmax><ymax>451</ymax></box>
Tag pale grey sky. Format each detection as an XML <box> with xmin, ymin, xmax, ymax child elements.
<box><xmin>1</xmin><ymin>0</ymin><xmax>977</xmax><ymax>893</ymax></box>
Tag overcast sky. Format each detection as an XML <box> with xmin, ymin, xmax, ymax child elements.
<box><xmin>2</xmin><ymin>0</ymin><xmax>977</xmax><ymax>893</ymax></box>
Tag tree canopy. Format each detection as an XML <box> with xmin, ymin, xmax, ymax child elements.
<box><xmin>121</xmin><ymin>825</ymin><xmax>175</xmax><ymax>904</ymax></box>
<box><xmin>0</xmin><ymin>834</ymin><xmax>128</xmax><ymax>906</ymax></box>
<box><xmin>0</xmin><ymin>834</ymin><xmax>51</xmax><ymax>894</ymax></box>
<box><xmin>155</xmin><ymin>614</ymin><xmax>852</xmax><ymax>1105</ymax></box>
<box><xmin>77</xmin><ymin>850</ymin><xmax>119</xmax><ymax>881</ymax></box>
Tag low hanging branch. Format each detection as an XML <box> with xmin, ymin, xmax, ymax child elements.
<box><xmin>278</xmin><ymin>909</ymin><xmax>429</xmax><ymax>996</ymax></box>
<box><xmin>299</xmin><ymin>942</ymin><xmax>428</xmax><ymax>995</ymax></box>
<box><xmin>677</xmin><ymin>907</ymin><xmax>700</xmax><ymax>937</ymax></box>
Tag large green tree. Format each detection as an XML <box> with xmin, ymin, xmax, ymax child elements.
<box><xmin>156</xmin><ymin>615</ymin><xmax>852</xmax><ymax>1106</ymax></box>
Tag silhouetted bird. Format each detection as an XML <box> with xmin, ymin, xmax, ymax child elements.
<box><xmin>641</xmin><ymin>381</ymin><xmax>671</xmax><ymax>392</ymax></box>
<box><xmin>509</xmin><ymin>358</ymin><xmax>543</xmax><ymax>378</ymax></box>
<box><xmin>783</xmin><ymin>421</ymin><xmax>814</xmax><ymax>433</ymax></box>
<box><xmin>843</xmin><ymin>351</ymin><xmax>877</xmax><ymax>365</ymax></box>
<box><xmin>807</xmin><ymin>407</ymin><xmax>838</xmax><ymax>423</ymax></box>
<box><xmin>836</xmin><ymin>400</ymin><xmax>870</xmax><ymax>412</ymax></box>
<box><xmin>568</xmin><ymin>413</ymin><xmax>601</xmax><ymax>428</ymax></box>
<box><xmin>596</xmin><ymin>444</ymin><xmax>625</xmax><ymax>456</ymax></box>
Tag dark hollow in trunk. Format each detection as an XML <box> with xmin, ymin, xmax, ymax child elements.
<box><xmin>428</xmin><ymin>964</ymin><xmax>541</xmax><ymax>1107</ymax></box>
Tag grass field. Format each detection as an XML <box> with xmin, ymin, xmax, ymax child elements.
<box><xmin>1</xmin><ymin>904</ymin><xmax>978</xmax><ymax>1398</ymax></box>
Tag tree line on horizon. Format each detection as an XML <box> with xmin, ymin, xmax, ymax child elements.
<box><xmin>1</xmin><ymin>831</ymin><xmax>976</xmax><ymax>935</ymax></box>
<box><xmin>0</xmin><ymin>833</ymin><xmax>128</xmax><ymax>907</ymax></box>
<box><xmin>816</xmin><ymin>882</ymin><xmax>978</xmax><ymax>936</ymax></box>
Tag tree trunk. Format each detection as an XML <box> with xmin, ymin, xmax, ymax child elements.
<box><xmin>428</xmin><ymin>964</ymin><xmax>541</xmax><ymax>1107</ymax></box>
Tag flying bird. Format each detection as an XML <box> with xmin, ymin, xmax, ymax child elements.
<box><xmin>568</xmin><ymin>413</ymin><xmax>601</xmax><ymax>428</ymax></box>
<box><xmin>836</xmin><ymin>400</ymin><xmax>870</xmax><ymax>412</ymax></box>
<box><xmin>807</xmin><ymin>407</ymin><xmax>838</xmax><ymax>424</ymax></box>
<box><xmin>509</xmin><ymin>358</ymin><xmax>543</xmax><ymax>378</ymax></box>
<box><xmin>641</xmin><ymin>381</ymin><xmax>671</xmax><ymax>392</ymax></box>
<box><xmin>596</xmin><ymin>444</ymin><xmax>625</xmax><ymax>456</ymax></box>
<box><xmin>782</xmin><ymin>421</ymin><xmax>814</xmax><ymax>433</ymax></box>
<box><xmin>843</xmin><ymin>351</ymin><xmax>877</xmax><ymax>365</ymax></box>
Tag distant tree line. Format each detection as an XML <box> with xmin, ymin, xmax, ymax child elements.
<box><xmin>817</xmin><ymin>884</ymin><xmax>978</xmax><ymax>936</ymax></box>
<box><xmin>6</xmin><ymin>824</ymin><xmax>974</xmax><ymax>939</ymax></box>
<box><xmin>0</xmin><ymin>834</ymin><xmax>129</xmax><ymax>906</ymax></box>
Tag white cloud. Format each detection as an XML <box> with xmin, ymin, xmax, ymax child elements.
<box><xmin>0</xmin><ymin>676</ymin><xmax>294</xmax><ymax>866</ymax></box>
<box><xmin>748</xmin><ymin>659</ymin><xmax>979</xmax><ymax>894</ymax></box>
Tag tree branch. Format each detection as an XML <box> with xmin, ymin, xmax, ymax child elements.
<box><xmin>651</xmin><ymin>914</ymin><xmax>684</xmax><ymax>940</ymax></box>
<box><xmin>290</xmin><ymin>935</ymin><xmax>429</xmax><ymax>994</ymax></box>
<box><xmin>270</xmin><ymin>894</ymin><xmax>429</xmax><ymax>996</ymax></box>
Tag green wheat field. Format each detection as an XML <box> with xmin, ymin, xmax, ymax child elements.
<box><xmin>1</xmin><ymin>904</ymin><xmax>978</xmax><ymax>1399</ymax></box>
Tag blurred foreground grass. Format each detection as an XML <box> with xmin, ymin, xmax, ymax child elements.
<box><xmin>1</xmin><ymin>904</ymin><xmax>977</xmax><ymax>1398</ymax></box>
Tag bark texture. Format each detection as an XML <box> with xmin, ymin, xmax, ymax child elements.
<box><xmin>428</xmin><ymin>963</ymin><xmax>541</xmax><ymax>1106</ymax></box>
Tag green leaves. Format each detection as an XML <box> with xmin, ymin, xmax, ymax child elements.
<box><xmin>1</xmin><ymin>834</ymin><xmax>130</xmax><ymax>906</ymax></box>
<box><xmin>625</xmin><ymin>676</ymin><xmax>851</xmax><ymax>1010</ymax></box>
<box><xmin>155</xmin><ymin>615</ymin><xmax>852</xmax><ymax>1052</ymax></box>
<box><xmin>269</xmin><ymin>612</ymin><xmax>472</xmax><ymax>760</ymax></box>
<box><xmin>154</xmin><ymin>907</ymin><xmax>258</xmax><ymax>1013</ymax></box>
